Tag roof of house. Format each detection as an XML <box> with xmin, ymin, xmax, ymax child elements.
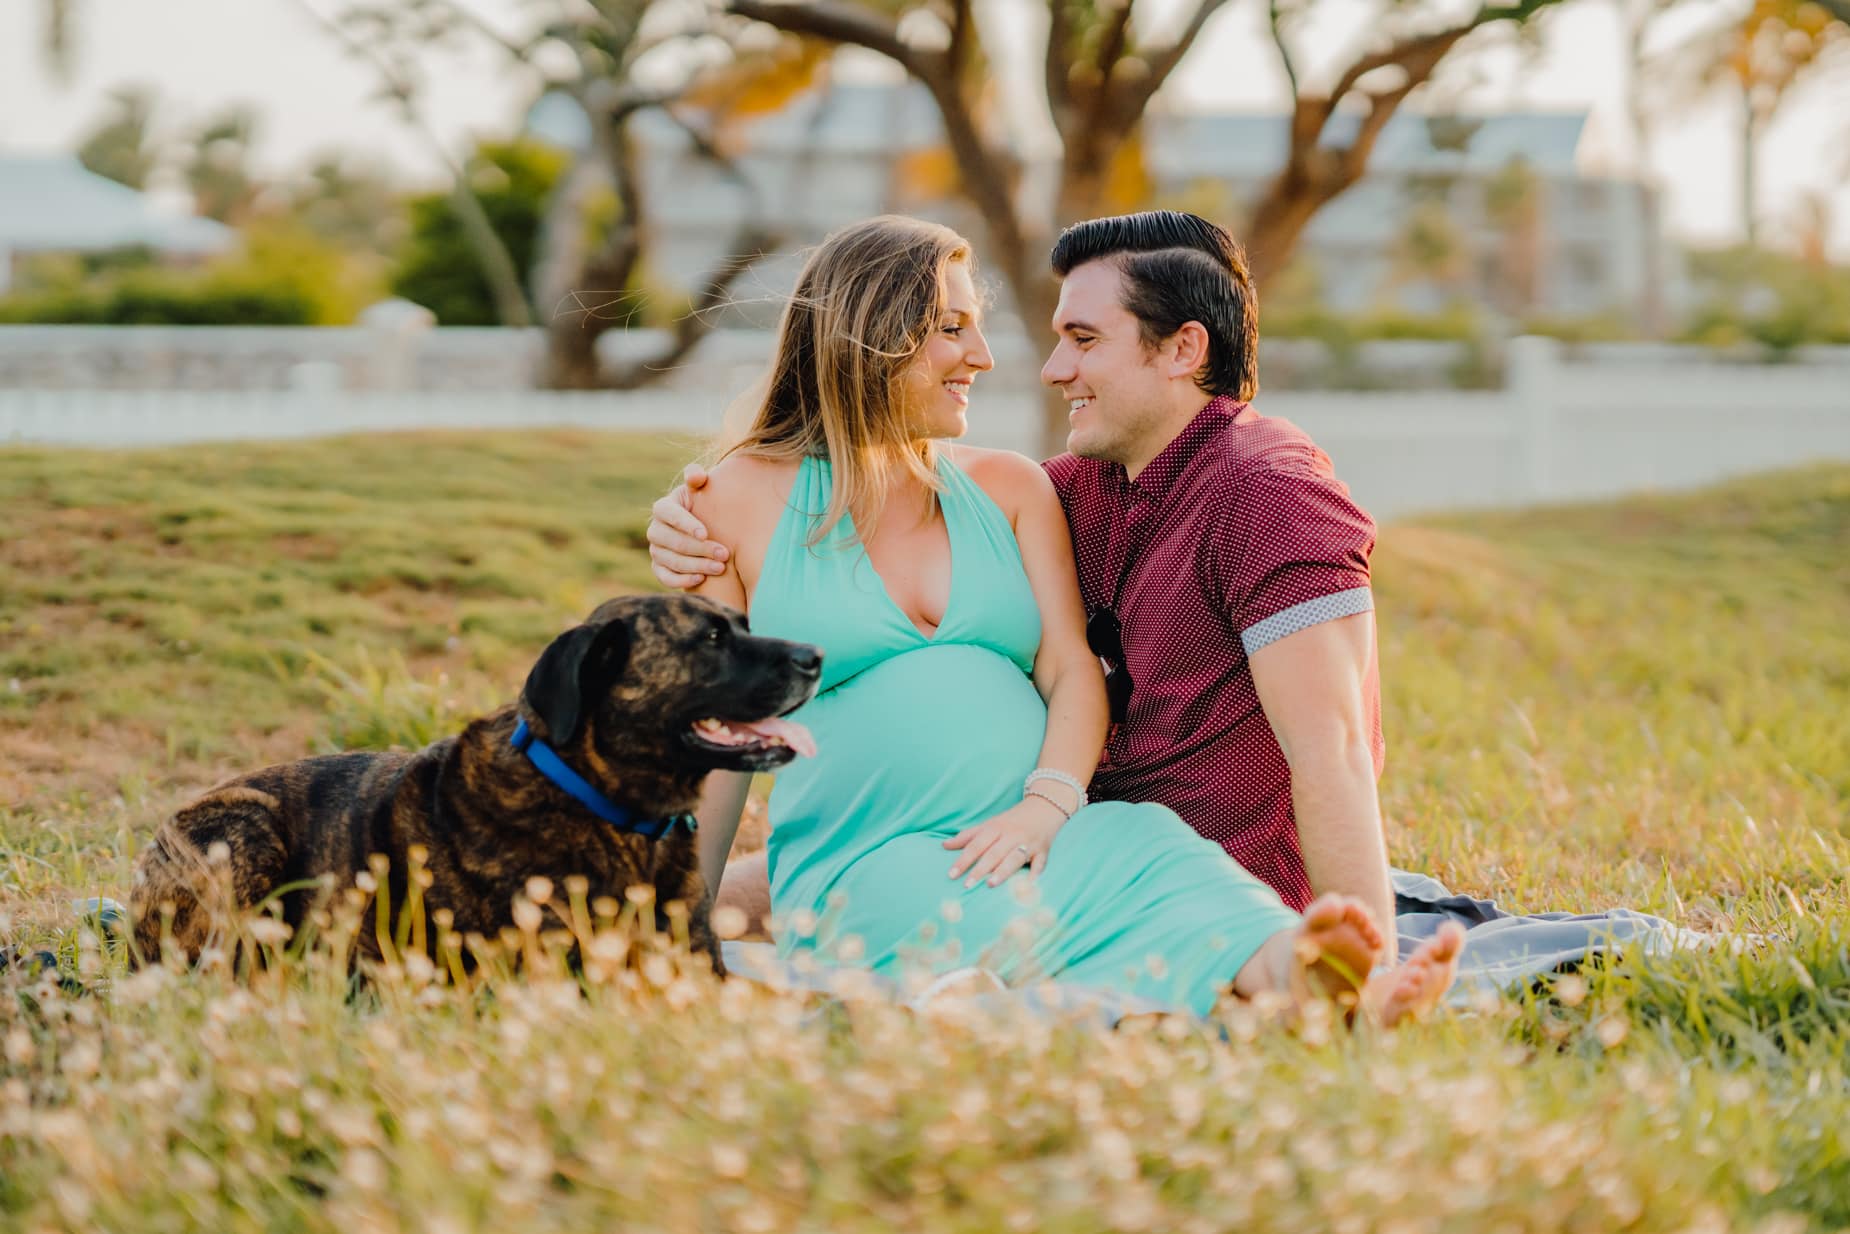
<box><xmin>0</xmin><ymin>154</ymin><xmax>234</xmax><ymax>255</ymax></box>
<box><xmin>614</xmin><ymin>81</ymin><xmax>946</xmax><ymax>155</ymax></box>
<box><xmin>612</xmin><ymin>80</ymin><xmax>1588</xmax><ymax>177</ymax></box>
<box><xmin>1145</xmin><ymin>111</ymin><xmax>1587</xmax><ymax>180</ymax></box>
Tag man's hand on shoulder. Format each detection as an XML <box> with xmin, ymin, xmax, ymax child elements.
<box><xmin>647</xmin><ymin>464</ymin><xmax>728</xmax><ymax>589</ymax></box>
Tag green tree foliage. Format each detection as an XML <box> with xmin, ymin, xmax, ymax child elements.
<box><xmin>75</xmin><ymin>86</ymin><xmax>160</xmax><ymax>190</ymax></box>
<box><xmin>184</xmin><ymin>106</ymin><xmax>265</xmax><ymax>225</ymax></box>
<box><xmin>391</xmin><ymin>140</ymin><xmax>566</xmax><ymax>326</ymax></box>
<box><xmin>288</xmin><ymin>155</ymin><xmax>407</xmax><ymax>255</ymax></box>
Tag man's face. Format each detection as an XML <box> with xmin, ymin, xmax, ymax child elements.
<box><xmin>1040</xmin><ymin>259</ymin><xmax>1167</xmax><ymax>464</ymax></box>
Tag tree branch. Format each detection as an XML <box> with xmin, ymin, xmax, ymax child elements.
<box><xmin>293</xmin><ymin>0</ymin><xmax>535</xmax><ymax>326</ymax></box>
<box><xmin>1094</xmin><ymin>0</ymin><xmax>1135</xmax><ymax>79</ymax></box>
<box><xmin>726</xmin><ymin>0</ymin><xmax>933</xmax><ymax>77</ymax></box>
<box><xmin>727</xmin><ymin>0</ymin><xmax>1025</xmax><ymax>275</ymax></box>
<box><xmin>1082</xmin><ymin>0</ymin><xmax>1137</xmax><ymax>137</ymax></box>
<box><xmin>423</xmin><ymin>0</ymin><xmax>539</xmax><ymax>61</ymax></box>
<box><xmin>1267</xmin><ymin>0</ymin><xmax>1300</xmax><ymax>100</ymax></box>
<box><xmin>947</xmin><ymin>0</ymin><xmax>975</xmax><ymax>78</ymax></box>
<box><xmin>1045</xmin><ymin>0</ymin><xmax>1074</xmax><ymax>127</ymax></box>
<box><xmin>607</xmin><ymin>222</ymin><xmax>781</xmax><ymax>388</ymax></box>
<box><xmin>1328</xmin><ymin>0</ymin><xmax>1562</xmax><ymax>110</ymax></box>
<box><xmin>1125</xmin><ymin>0</ymin><xmax>1235</xmax><ymax>114</ymax></box>
<box><xmin>1813</xmin><ymin>0</ymin><xmax>1850</xmax><ymax>25</ymax></box>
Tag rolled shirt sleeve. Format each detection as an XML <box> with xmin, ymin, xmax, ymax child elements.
<box><xmin>1212</xmin><ymin>460</ymin><xmax>1377</xmax><ymax>657</ymax></box>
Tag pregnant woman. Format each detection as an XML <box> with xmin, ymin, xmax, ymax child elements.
<box><xmin>688</xmin><ymin>215</ymin><xmax>1451</xmax><ymax>1020</ymax></box>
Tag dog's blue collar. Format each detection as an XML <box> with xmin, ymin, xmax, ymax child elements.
<box><xmin>510</xmin><ymin>719</ymin><xmax>695</xmax><ymax>841</ymax></box>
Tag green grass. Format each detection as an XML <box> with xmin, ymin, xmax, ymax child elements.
<box><xmin>1</xmin><ymin>434</ymin><xmax>1846</xmax><ymax>1232</ymax></box>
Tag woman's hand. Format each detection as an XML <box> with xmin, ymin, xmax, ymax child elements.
<box><xmin>943</xmin><ymin>797</ymin><xmax>1069</xmax><ymax>888</ymax></box>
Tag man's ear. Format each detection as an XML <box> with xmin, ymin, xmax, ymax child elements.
<box><xmin>522</xmin><ymin>619</ymin><xmax>632</xmax><ymax>744</ymax></box>
<box><xmin>1168</xmin><ymin>321</ymin><xmax>1211</xmax><ymax>380</ymax></box>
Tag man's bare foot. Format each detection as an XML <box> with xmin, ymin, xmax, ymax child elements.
<box><xmin>1225</xmin><ymin>895</ymin><xmax>1386</xmax><ymax>1018</ymax></box>
<box><xmin>1284</xmin><ymin>895</ymin><xmax>1386</xmax><ymax>1015</ymax></box>
<box><xmin>1366</xmin><ymin>922</ymin><xmax>1465</xmax><ymax>1026</ymax></box>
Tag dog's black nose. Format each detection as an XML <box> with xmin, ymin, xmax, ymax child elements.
<box><xmin>788</xmin><ymin>645</ymin><xmax>822</xmax><ymax>675</ymax></box>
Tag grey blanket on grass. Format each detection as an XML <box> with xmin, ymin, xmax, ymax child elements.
<box><xmin>721</xmin><ymin>869</ymin><xmax>1719</xmax><ymax>1026</ymax></box>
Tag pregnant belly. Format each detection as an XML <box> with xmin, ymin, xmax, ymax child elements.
<box><xmin>767</xmin><ymin>644</ymin><xmax>1048</xmax><ymax>895</ymax></box>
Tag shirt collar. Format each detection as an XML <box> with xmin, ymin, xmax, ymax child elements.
<box><xmin>1116</xmin><ymin>395</ymin><xmax>1249</xmax><ymax>504</ymax></box>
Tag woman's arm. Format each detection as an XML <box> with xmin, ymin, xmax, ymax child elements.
<box><xmin>943</xmin><ymin>448</ymin><xmax>1109</xmax><ymax>888</ymax></box>
<box><xmin>997</xmin><ymin>451</ymin><xmax>1109</xmax><ymax>789</ymax></box>
<box><xmin>694</xmin><ymin>772</ymin><xmax>753</xmax><ymax>899</ymax></box>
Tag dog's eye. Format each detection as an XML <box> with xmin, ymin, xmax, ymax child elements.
<box><xmin>707</xmin><ymin>627</ymin><xmax>724</xmax><ymax>643</ymax></box>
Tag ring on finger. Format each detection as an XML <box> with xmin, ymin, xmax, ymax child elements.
<box><xmin>1013</xmin><ymin>844</ymin><xmax>1030</xmax><ymax>857</ymax></box>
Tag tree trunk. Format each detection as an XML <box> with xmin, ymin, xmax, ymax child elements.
<box><xmin>545</xmin><ymin>319</ymin><xmax>607</xmax><ymax>389</ymax></box>
<box><xmin>1013</xmin><ymin>276</ymin><xmax>1064</xmax><ymax>459</ymax></box>
<box><xmin>1741</xmin><ymin>89</ymin><xmax>1759</xmax><ymax>249</ymax></box>
<box><xmin>1246</xmin><ymin>169</ymin><xmax>1338</xmax><ymax>293</ymax></box>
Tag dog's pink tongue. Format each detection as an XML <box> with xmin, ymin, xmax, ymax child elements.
<box><xmin>739</xmin><ymin>717</ymin><xmax>817</xmax><ymax>759</ymax></box>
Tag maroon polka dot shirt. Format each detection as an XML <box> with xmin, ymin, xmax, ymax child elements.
<box><xmin>1043</xmin><ymin>396</ymin><xmax>1383</xmax><ymax>910</ymax></box>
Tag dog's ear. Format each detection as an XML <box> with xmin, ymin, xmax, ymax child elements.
<box><xmin>522</xmin><ymin>618</ymin><xmax>632</xmax><ymax>744</ymax></box>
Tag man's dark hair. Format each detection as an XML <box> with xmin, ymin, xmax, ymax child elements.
<box><xmin>1049</xmin><ymin>210</ymin><xmax>1259</xmax><ymax>402</ymax></box>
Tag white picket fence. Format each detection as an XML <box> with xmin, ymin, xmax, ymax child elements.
<box><xmin>4</xmin><ymin>339</ymin><xmax>1847</xmax><ymax>520</ymax></box>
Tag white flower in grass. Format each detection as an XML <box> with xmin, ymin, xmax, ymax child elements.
<box><xmin>60</xmin><ymin>1040</ymin><xmax>101</xmax><ymax>1081</ymax></box>
<box><xmin>712</xmin><ymin>905</ymin><xmax>749</xmax><ymax>940</ymax></box>
<box><xmin>5</xmin><ymin>1028</ymin><xmax>36</xmax><ymax>1066</ymax></box>
<box><xmin>511</xmin><ymin>898</ymin><xmax>543</xmax><ymax>933</ymax></box>
<box><xmin>248</xmin><ymin>917</ymin><xmax>292</xmax><ymax>947</ymax></box>
<box><xmin>711</xmin><ymin>1142</ymin><xmax>749</xmax><ymax>1179</ymax></box>
<box><xmin>344</xmin><ymin>1147</ymin><xmax>387</xmax><ymax>1191</ymax></box>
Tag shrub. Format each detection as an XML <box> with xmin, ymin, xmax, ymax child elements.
<box><xmin>1676</xmin><ymin>246</ymin><xmax>1850</xmax><ymax>352</ymax></box>
<box><xmin>0</xmin><ymin>219</ymin><xmax>383</xmax><ymax>326</ymax></box>
<box><xmin>0</xmin><ymin>266</ymin><xmax>317</xmax><ymax>325</ymax></box>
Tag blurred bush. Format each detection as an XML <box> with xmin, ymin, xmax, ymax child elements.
<box><xmin>1676</xmin><ymin>246</ymin><xmax>1850</xmax><ymax>351</ymax></box>
<box><xmin>1513</xmin><ymin>312</ymin><xmax>1639</xmax><ymax>343</ymax></box>
<box><xmin>0</xmin><ymin>265</ymin><xmax>316</xmax><ymax>325</ymax></box>
<box><xmin>0</xmin><ymin>217</ymin><xmax>386</xmax><ymax>326</ymax></box>
<box><xmin>1271</xmin><ymin>298</ymin><xmax>1484</xmax><ymax>351</ymax></box>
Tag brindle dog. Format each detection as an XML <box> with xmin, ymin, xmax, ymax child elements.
<box><xmin>129</xmin><ymin>595</ymin><xmax>821</xmax><ymax>974</ymax></box>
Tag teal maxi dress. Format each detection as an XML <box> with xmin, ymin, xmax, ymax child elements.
<box><xmin>748</xmin><ymin>454</ymin><xmax>1301</xmax><ymax>1016</ymax></box>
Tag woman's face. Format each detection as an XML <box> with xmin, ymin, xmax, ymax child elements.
<box><xmin>898</xmin><ymin>260</ymin><xmax>994</xmax><ymax>439</ymax></box>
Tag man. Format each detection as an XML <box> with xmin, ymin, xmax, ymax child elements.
<box><xmin>652</xmin><ymin>211</ymin><xmax>1407</xmax><ymax>951</ymax></box>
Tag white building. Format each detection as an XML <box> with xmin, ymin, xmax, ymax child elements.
<box><xmin>575</xmin><ymin>82</ymin><xmax>1674</xmax><ymax>326</ymax></box>
<box><xmin>1146</xmin><ymin>110</ymin><xmax>1674</xmax><ymax>320</ymax></box>
<box><xmin>0</xmin><ymin>154</ymin><xmax>233</xmax><ymax>294</ymax></box>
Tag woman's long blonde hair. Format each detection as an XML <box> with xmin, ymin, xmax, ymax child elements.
<box><xmin>725</xmin><ymin>215</ymin><xmax>973</xmax><ymax>544</ymax></box>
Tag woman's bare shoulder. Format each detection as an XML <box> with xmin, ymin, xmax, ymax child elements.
<box><xmin>944</xmin><ymin>444</ymin><xmax>1055</xmax><ymax>520</ymax></box>
<box><xmin>692</xmin><ymin>453</ymin><xmax>800</xmax><ymax>527</ymax></box>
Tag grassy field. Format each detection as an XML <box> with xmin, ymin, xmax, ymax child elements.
<box><xmin>1</xmin><ymin>433</ymin><xmax>1846</xmax><ymax>1232</ymax></box>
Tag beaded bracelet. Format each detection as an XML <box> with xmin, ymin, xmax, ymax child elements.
<box><xmin>1023</xmin><ymin>767</ymin><xmax>1087</xmax><ymax>811</ymax></box>
<box><xmin>1022</xmin><ymin>787</ymin><xmax>1075</xmax><ymax>819</ymax></box>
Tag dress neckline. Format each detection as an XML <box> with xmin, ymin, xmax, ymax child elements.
<box><xmin>803</xmin><ymin>453</ymin><xmax>967</xmax><ymax>644</ymax></box>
